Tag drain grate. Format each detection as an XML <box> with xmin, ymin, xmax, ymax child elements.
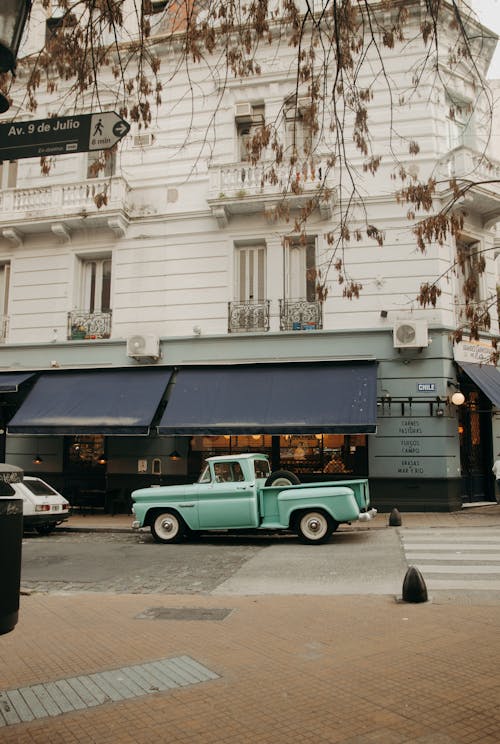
<box><xmin>135</xmin><ymin>607</ymin><xmax>233</xmax><ymax>621</ymax></box>
<box><xmin>0</xmin><ymin>655</ymin><xmax>219</xmax><ymax>727</ymax></box>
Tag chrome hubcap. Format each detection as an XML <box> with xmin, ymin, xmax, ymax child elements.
<box><xmin>308</xmin><ymin>518</ymin><xmax>321</xmax><ymax>533</ymax></box>
<box><xmin>161</xmin><ymin>518</ymin><xmax>175</xmax><ymax>533</ymax></box>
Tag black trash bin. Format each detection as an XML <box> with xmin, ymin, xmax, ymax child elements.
<box><xmin>0</xmin><ymin>464</ymin><xmax>24</xmax><ymax>636</ymax></box>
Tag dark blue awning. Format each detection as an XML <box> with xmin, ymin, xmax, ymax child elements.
<box><xmin>158</xmin><ymin>362</ymin><xmax>377</xmax><ymax>435</ymax></box>
<box><xmin>0</xmin><ymin>372</ymin><xmax>34</xmax><ymax>393</ymax></box>
<box><xmin>461</xmin><ymin>362</ymin><xmax>500</xmax><ymax>407</ymax></box>
<box><xmin>7</xmin><ymin>368</ymin><xmax>172</xmax><ymax>435</ymax></box>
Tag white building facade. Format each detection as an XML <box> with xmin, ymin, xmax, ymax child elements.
<box><xmin>0</xmin><ymin>0</ymin><xmax>499</xmax><ymax>511</ymax></box>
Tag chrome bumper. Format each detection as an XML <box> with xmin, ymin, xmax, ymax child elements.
<box><xmin>358</xmin><ymin>508</ymin><xmax>377</xmax><ymax>522</ymax></box>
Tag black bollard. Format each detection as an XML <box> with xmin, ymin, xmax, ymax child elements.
<box><xmin>389</xmin><ymin>507</ymin><xmax>402</xmax><ymax>526</ymax></box>
<box><xmin>402</xmin><ymin>565</ymin><xmax>428</xmax><ymax>603</ymax></box>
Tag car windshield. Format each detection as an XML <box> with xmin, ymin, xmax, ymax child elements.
<box><xmin>254</xmin><ymin>459</ymin><xmax>271</xmax><ymax>478</ymax></box>
<box><xmin>23</xmin><ymin>479</ymin><xmax>58</xmax><ymax>496</ymax></box>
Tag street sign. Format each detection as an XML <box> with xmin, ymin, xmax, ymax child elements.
<box><xmin>0</xmin><ymin>111</ymin><xmax>130</xmax><ymax>161</ymax></box>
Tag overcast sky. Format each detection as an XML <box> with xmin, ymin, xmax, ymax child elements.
<box><xmin>474</xmin><ymin>0</ymin><xmax>500</xmax><ymax>78</ymax></box>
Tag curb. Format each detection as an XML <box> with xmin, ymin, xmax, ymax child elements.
<box><xmin>57</xmin><ymin>525</ymin><xmax>133</xmax><ymax>534</ymax></box>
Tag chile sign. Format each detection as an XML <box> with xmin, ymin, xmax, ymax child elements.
<box><xmin>0</xmin><ymin>112</ymin><xmax>130</xmax><ymax>160</ymax></box>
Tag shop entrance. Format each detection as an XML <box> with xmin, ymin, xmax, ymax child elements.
<box><xmin>457</xmin><ymin>384</ymin><xmax>494</xmax><ymax>502</ymax></box>
<box><xmin>63</xmin><ymin>435</ymin><xmax>107</xmax><ymax>509</ymax></box>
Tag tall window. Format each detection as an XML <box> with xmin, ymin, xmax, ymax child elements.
<box><xmin>284</xmin><ymin>98</ymin><xmax>313</xmax><ymax>159</ymax></box>
<box><xmin>236</xmin><ymin>244</ymin><xmax>266</xmax><ymax>302</ymax></box>
<box><xmin>446</xmin><ymin>91</ymin><xmax>474</xmax><ymax>150</ymax></box>
<box><xmin>455</xmin><ymin>237</ymin><xmax>488</xmax><ymax>329</ymax></box>
<box><xmin>235</xmin><ymin>104</ymin><xmax>265</xmax><ymax>162</ymax></box>
<box><xmin>0</xmin><ymin>263</ymin><xmax>10</xmax><ymax>339</ymax></box>
<box><xmin>0</xmin><ymin>161</ymin><xmax>17</xmax><ymax>190</ymax></box>
<box><xmin>81</xmin><ymin>257</ymin><xmax>111</xmax><ymax>312</ymax></box>
<box><xmin>284</xmin><ymin>237</ymin><xmax>317</xmax><ymax>300</ymax></box>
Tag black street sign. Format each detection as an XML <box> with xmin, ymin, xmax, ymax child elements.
<box><xmin>0</xmin><ymin>112</ymin><xmax>130</xmax><ymax>161</ymax></box>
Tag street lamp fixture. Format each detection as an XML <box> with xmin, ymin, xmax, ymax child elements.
<box><xmin>447</xmin><ymin>380</ymin><xmax>466</xmax><ymax>406</ymax></box>
<box><xmin>0</xmin><ymin>0</ymin><xmax>32</xmax><ymax>113</ymax></box>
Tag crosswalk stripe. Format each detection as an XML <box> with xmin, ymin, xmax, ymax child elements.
<box><xmin>405</xmin><ymin>553</ymin><xmax>500</xmax><ymax>561</ymax></box>
<box><xmin>405</xmin><ymin>564</ymin><xmax>500</xmax><ymax>574</ymax></box>
<box><xmin>403</xmin><ymin>543</ymin><xmax>500</xmax><ymax>550</ymax></box>
<box><xmin>400</xmin><ymin>528</ymin><xmax>500</xmax><ymax>592</ymax></box>
<box><xmin>425</xmin><ymin>579</ymin><xmax>500</xmax><ymax>590</ymax></box>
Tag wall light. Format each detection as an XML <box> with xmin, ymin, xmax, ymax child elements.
<box><xmin>169</xmin><ymin>450</ymin><xmax>181</xmax><ymax>461</ymax></box>
<box><xmin>32</xmin><ymin>455</ymin><xmax>42</xmax><ymax>464</ymax></box>
<box><xmin>447</xmin><ymin>380</ymin><xmax>465</xmax><ymax>406</ymax></box>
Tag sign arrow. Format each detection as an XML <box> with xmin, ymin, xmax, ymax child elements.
<box><xmin>0</xmin><ymin>111</ymin><xmax>130</xmax><ymax>161</ymax></box>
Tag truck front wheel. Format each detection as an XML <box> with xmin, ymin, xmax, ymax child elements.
<box><xmin>151</xmin><ymin>511</ymin><xmax>185</xmax><ymax>544</ymax></box>
<box><xmin>265</xmin><ymin>470</ymin><xmax>300</xmax><ymax>487</ymax></box>
<box><xmin>296</xmin><ymin>510</ymin><xmax>332</xmax><ymax>544</ymax></box>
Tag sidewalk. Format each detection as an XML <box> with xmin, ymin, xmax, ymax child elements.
<box><xmin>60</xmin><ymin>501</ymin><xmax>500</xmax><ymax>533</ymax></box>
<box><xmin>2</xmin><ymin>505</ymin><xmax>499</xmax><ymax>743</ymax></box>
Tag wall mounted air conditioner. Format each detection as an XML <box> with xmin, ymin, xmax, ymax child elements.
<box><xmin>126</xmin><ymin>334</ymin><xmax>160</xmax><ymax>361</ymax></box>
<box><xmin>133</xmin><ymin>133</ymin><xmax>154</xmax><ymax>148</ymax></box>
<box><xmin>393</xmin><ymin>320</ymin><xmax>428</xmax><ymax>349</ymax></box>
<box><xmin>235</xmin><ymin>102</ymin><xmax>253</xmax><ymax>119</ymax></box>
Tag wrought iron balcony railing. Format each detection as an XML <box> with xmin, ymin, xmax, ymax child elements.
<box><xmin>228</xmin><ymin>301</ymin><xmax>270</xmax><ymax>333</ymax></box>
<box><xmin>68</xmin><ymin>311</ymin><xmax>112</xmax><ymax>340</ymax></box>
<box><xmin>279</xmin><ymin>299</ymin><xmax>323</xmax><ymax>331</ymax></box>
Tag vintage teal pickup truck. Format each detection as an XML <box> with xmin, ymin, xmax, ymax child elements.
<box><xmin>131</xmin><ymin>453</ymin><xmax>376</xmax><ymax>544</ymax></box>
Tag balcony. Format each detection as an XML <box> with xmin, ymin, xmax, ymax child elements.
<box><xmin>436</xmin><ymin>146</ymin><xmax>500</xmax><ymax>227</ymax></box>
<box><xmin>68</xmin><ymin>311</ymin><xmax>112</xmax><ymax>340</ymax></box>
<box><xmin>279</xmin><ymin>299</ymin><xmax>323</xmax><ymax>331</ymax></box>
<box><xmin>0</xmin><ymin>177</ymin><xmax>130</xmax><ymax>243</ymax></box>
<box><xmin>208</xmin><ymin>161</ymin><xmax>335</xmax><ymax>226</ymax></box>
<box><xmin>228</xmin><ymin>301</ymin><xmax>270</xmax><ymax>333</ymax></box>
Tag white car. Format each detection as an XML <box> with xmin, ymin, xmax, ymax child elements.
<box><xmin>13</xmin><ymin>477</ymin><xmax>70</xmax><ymax>535</ymax></box>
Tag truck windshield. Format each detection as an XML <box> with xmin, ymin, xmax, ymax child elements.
<box><xmin>254</xmin><ymin>460</ymin><xmax>271</xmax><ymax>478</ymax></box>
<box><xmin>198</xmin><ymin>464</ymin><xmax>212</xmax><ymax>483</ymax></box>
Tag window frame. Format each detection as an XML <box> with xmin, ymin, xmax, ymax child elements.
<box><xmin>283</xmin><ymin>235</ymin><xmax>317</xmax><ymax>301</ymax></box>
<box><xmin>235</xmin><ymin>242</ymin><xmax>266</xmax><ymax>303</ymax></box>
<box><xmin>446</xmin><ymin>90</ymin><xmax>474</xmax><ymax>150</ymax></box>
<box><xmin>79</xmin><ymin>255</ymin><xmax>112</xmax><ymax>313</ymax></box>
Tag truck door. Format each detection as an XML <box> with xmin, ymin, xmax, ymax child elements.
<box><xmin>198</xmin><ymin>461</ymin><xmax>259</xmax><ymax>528</ymax></box>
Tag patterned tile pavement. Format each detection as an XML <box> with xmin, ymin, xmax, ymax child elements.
<box><xmin>1</xmin><ymin>505</ymin><xmax>499</xmax><ymax>743</ymax></box>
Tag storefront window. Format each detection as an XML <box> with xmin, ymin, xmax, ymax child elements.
<box><xmin>190</xmin><ymin>433</ymin><xmax>367</xmax><ymax>478</ymax></box>
<box><xmin>66</xmin><ymin>435</ymin><xmax>106</xmax><ymax>469</ymax></box>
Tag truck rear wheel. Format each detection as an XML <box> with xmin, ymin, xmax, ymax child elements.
<box><xmin>265</xmin><ymin>470</ymin><xmax>300</xmax><ymax>487</ymax></box>
<box><xmin>151</xmin><ymin>511</ymin><xmax>185</xmax><ymax>544</ymax></box>
<box><xmin>296</xmin><ymin>510</ymin><xmax>332</xmax><ymax>544</ymax></box>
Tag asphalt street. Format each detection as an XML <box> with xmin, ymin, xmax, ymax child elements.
<box><xmin>20</xmin><ymin>525</ymin><xmax>415</xmax><ymax>596</ymax></box>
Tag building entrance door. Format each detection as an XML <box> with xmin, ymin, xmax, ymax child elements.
<box><xmin>458</xmin><ymin>386</ymin><xmax>494</xmax><ymax>503</ymax></box>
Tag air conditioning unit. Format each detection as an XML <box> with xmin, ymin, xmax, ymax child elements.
<box><xmin>235</xmin><ymin>102</ymin><xmax>253</xmax><ymax>120</ymax></box>
<box><xmin>133</xmin><ymin>133</ymin><xmax>154</xmax><ymax>148</ymax></box>
<box><xmin>393</xmin><ymin>320</ymin><xmax>429</xmax><ymax>349</ymax></box>
<box><xmin>126</xmin><ymin>334</ymin><xmax>160</xmax><ymax>360</ymax></box>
